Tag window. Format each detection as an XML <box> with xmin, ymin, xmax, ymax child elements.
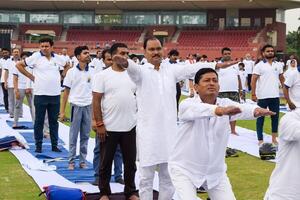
<box><xmin>125</xmin><ymin>14</ymin><xmax>156</xmax><ymax>25</ymax></box>
<box><xmin>265</xmin><ymin>17</ymin><xmax>273</xmax><ymax>25</ymax></box>
<box><xmin>254</xmin><ymin>18</ymin><xmax>261</xmax><ymax>27</ymax></box>
<box><xmin>0</xmin><ymin>13</ymin><xmax>25</xmax><ymax>23</ymax></box>
<box><xmin>181</xmin><ymin>13</ymin><xmax>206</xmax><ymax>25</ymax></box>
<box><xmin>95</xmin><ymin>15</ymin><xmax>122</xmax><ymax>24</ymax></box>
<box><xmin>241</xmin><ymin>18</ymin><xmax>251</xmax><ymax>27</ymax></box>
<box><xmin>227</xmin><ymin>17</ymin><xmax>239</xmax><ymax>27</ymax></box>
<box><xmin>30</xmin><ymin>14</ymin><xmax>59</xmax><ymax>23</ymax></box>
<box><xmin>161</xmin><ymin>15</ymin><xmax>175</xmax><ymax>24</ymax></box>
<box><xmin>63</xmin><ymin>14</ymin><xmax>93</xmax><ymax>24</ymax></box>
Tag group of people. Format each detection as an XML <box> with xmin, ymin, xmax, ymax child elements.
<box><xmin>0</xmin><ymin>36</ymin><xmax>299</xmax><ymax>200</ymax></box>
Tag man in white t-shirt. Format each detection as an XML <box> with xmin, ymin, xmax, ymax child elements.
<box><xmin>89</xmin><ymin>50</ymin><xmax>104</xmax><ymax>74</ymax></box>
<box><xmin>168</xmin><ymin>68</ymin><xmax>274</xmax><ymax>200</ymax></box>
<box><xmin>251</xmin><ymin>44</ymin><xmax>285</xmax><ymax>145</ymax></box>
<box><xmin>243</xmin><ymin>53</ymin><xmax>254</xmax><ymax>91</ymax></box>
<box><xmin>0</xmin><ymin>48</ymin><xmax>10</xmax><ymax>112</ymax></box>
<box><xmin>60</xmin><ymin>46</ymin><xmax>92</xmax><ymax>170</ymax></box>
<box><xmin>16</xmin><ymin>38</ymin><xmax>69</xmax><ymax>153</ymax></box>
<box><xmin>218</xmin><ymin>47</ymin><xmax>243</xmax><ymax>135</ymax></box>
<box><xmin>91</xmin><ymin>48</ymin><xmax>124</xmax><ymax>186</ymax></box>
<box><xmin>92</xmin><ymin>43</ymin><xmax>138</xmax><ymax>200</ymax></box>
<box><xmin>12</xmin><ymin>52</ymin><xmax>34</xmax><ymax>128</ymax></box>
<box><xmin>4</xmin><ymin>48</ymin><xmax>21</xmax><ymax>118</ymax></box>
<box><xmin>60</xmin><ymin>48</ymin><xmax>71</xmax><ymax>65</ymax></box>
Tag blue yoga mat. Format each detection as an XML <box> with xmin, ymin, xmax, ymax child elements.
<box><xmin>19</xmin><ymin>131</ymin><xmax>95</xmax><ymax>183</ymax></box>
<box><xmin>6</xmin><ymin>120</ymin><xmax>34</xmax><ymax>129</ymax></box>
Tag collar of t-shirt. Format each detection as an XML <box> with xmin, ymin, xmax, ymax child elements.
<box><xmin>40</xmin><ymin>51</ymin><xmax>55</xmax><ymax>58</ymax></box>
<box><xmin>169</xmin><ymin>60</ymin><xmax>177</xmax><ymax>64</ymax></box>
<box><xmin>262</xmin><ymin>59</ymin><xmax>276</xmax><ymax>64</ymax></box>
<box><xmin>76</xmin><ymin>63</ymin><xmax>89</xmax><ymax>71</ymax></box>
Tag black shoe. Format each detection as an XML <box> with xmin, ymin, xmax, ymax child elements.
<box><xmin>35</xmin><ymin>147</ymin><xmax>42</xmax><ymax>153</ymax></box>
<box><xmin>226</xmin><ymin>148</ymin><xmax>239</xmax><ymax>158</ymax></box>
<box><xmin>52</xmin><ymin>146</ymin><xmax>62</xmax><ymax>152</ymax></box>
<box><xmin>115</xmin><ymin>178</ymin><xmax>125</xmax><ymax>185</ymax></box>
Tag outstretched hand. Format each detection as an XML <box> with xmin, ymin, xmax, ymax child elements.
<box><xmin>254</xmin><ymin>108</ymin><xmax>276</xmax><ymax>117</ymax></box>
<box><xmin>215</xmin><ymin>106</ymin><xmax>242</xmax><ymax>116</ymax></box>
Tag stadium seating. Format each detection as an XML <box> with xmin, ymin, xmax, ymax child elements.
<box><xmin>177</xmin><ymin>29</ymin><xmax>258</xmax><ymax>48</ymax></box>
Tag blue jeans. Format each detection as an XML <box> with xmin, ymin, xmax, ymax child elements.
<box><xmin>34</xmin><ymin>95</ymin><xmax>60</xmax><ymax>148</ymax></box>
<box><xmin>256</xmin><ymin>98</ymin><xmax>280</xmax><ymax>141</ymax></box>
<box><xmin>93</xmin><ymin>136</ymin><xmax>123</xmax><ymax>181</ymax></box>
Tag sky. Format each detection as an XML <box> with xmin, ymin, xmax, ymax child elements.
<box><xmin>285</xmin><ymin>8</ymin><xmax>300</xmax><ymax>33</ymax></box>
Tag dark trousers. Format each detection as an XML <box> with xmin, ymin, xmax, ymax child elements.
<box><xmin>247</xmin><ymin>74</ymin><xmax>252</xmax><ymax>91</ymax></box>
<box><xmin>99</xmin><ymin>127</ymin><xmax>137</xmax><ymax>198</ymax></box>
<box><xmin>256</xmin><ymin>98</ymin><xmax>280</xmax><ymax>141</ymax></box>
<box><xmin>1</xmin><ymin>82</ymin><xmax>8</xmax><ymax>111</ymax></box>
<box><xmin>34</xmin><ymin>95</ymin><xmax>60</xmax><ymax>148</ymax></box>
<box><xmin>176</xmin><ymin>82</ymin><xmax>181</xmax><ymax>111</ymax></box>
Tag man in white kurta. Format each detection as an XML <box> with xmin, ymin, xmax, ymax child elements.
<box><xmin>168</xmin><ymin>68</ymin><xmax>274</xmax><ymax>200</ymax></box>
<box><xmin>124</xmin><ymin>37</ymin><xmax>239</xmax><ymax>200</ymax></box>
<box><xmin>264</xmin><ymin>108</ymin><xmax>300</xmax><ymax>200</ymax></box>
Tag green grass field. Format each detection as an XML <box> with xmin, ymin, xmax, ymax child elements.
<box><xmin>0</xmin><ymin>96</ymin><xmax>280</xmax><ymax>200</ymax></box>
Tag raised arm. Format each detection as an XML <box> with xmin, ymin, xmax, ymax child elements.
<box><xmin>179</xmin><ymin>99</ymin><xmax>219</xmax><ymax>121</ymax></box>
<box><xmin>174</xmin><ymin>60</ymin><xmax>240</xmax><ymax>82</ymax></box>
<box><xmin>126</xmin><ymin>58</ymin><xmax>142</xmax><ymax>83</ymax></box>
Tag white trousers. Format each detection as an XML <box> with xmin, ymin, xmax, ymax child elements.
<box><xmin>139</xmin><ymin>163</ymin><xmax>175</xmax><ymax>200</ymax></box>
<box><xmin>169</xmin><ymin>165</ymin><xmax>236</xmax><ymax>200</ymax></box>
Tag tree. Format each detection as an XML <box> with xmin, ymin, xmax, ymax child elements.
<box><xmin>286</xmin><ymin>30</ymin><xmax>300</xmax><ymax>58</ymax></box>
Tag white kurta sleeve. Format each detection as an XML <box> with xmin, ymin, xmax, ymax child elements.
<box><xmin>279</xmin><ymin>112</ymin><xmax>300</xmax><ymax>142</ymax></box>
<box><xmin>179</xmin><ymin>98</ymin><xmax>218</xmax><ymax>121</ymax></box>
<box><xmin>173</xmin><ymin>62</ymin><xmax>215</xmax><ymax>82</ymax></box>
<box><xmin>127</xmin><ymin>59</ymin><xmax>142</xmax><ymax>83</ymax></box>
<box><xmin>221</xmin><ymin>98</ymin><xmax>258</xmax><ymax>121</ymax></box>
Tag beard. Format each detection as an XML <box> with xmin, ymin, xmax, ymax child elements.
<box><xmin>265</xmin><ymin>54</ymin><xmax>275</xmax><ymax>59</ymax></box>
<box><xmin>116</xmin><ymin>60</ymin><xmax>128</xmax><ymax>69</ymax></box>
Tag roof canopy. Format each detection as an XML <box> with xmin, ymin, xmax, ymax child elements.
<box><xmin>4</xmin><ymin>0</ymin><xmax>300</xmax><ymax>11</ymax></box>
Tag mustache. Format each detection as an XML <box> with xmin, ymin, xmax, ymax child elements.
<box><xmin>153</xmin><ymin>54</ymin><xmax>161</xmax><ymax>58</ymax></box>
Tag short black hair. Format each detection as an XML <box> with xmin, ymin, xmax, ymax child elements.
<box><xmin>110</xmin><ymin>43</ymin><xmax>128</xmax><ymax>56</ymax></box>
<box><xmin>194</xmin><ymin>68</ymin><xmax>218</xmax><ymax>84</ymax></box>
<box><xmin>39</xmin><ymin>37</ymin><xmax>54</xmax><ymax>46</ymax></box>
<box><xmin>1</xmin><ymin>48</ymin><xmax>10</xmax><ymax>52</ymax></box>
<box><xmin>221</xmin><ymin>47</ymin><xmax>231</xmax><ymax>54</ymax></box>
<box><xmin>74</xmin><ymin>46</ymin><xmax>89</xmax><ymax>57</ymax></box>
<box><xmin>201</xmin><ymin>55</ymin><xmax>208</xmax><ymax>59</ymax></box>
<box><xmin>101</xmin><ymin>48</ymin><xmax>111</xmax><ymax>60</ymax></box>
<box><xmin>238</xmin><ymin>62</ymin><xmax>245</xmax><ymax>67</ymax></box>
<box><xmin>143</xmin><ymin>36</ymin><xmax>162</xmax><ymax>49</ymax></box>
<box><xmin>21</xmin><ymin>52</ymin><xmax>32</xmax><ymax>58</ymax></box>
<box><xmin>168</xmin><ymin>49</ymin><xmax>179</xmax><ymax>57</ymax></box>
<box><xmin>261</xmin><ymin>44</ymin><xmax>274</xmax><ymax>52</ymax></box>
